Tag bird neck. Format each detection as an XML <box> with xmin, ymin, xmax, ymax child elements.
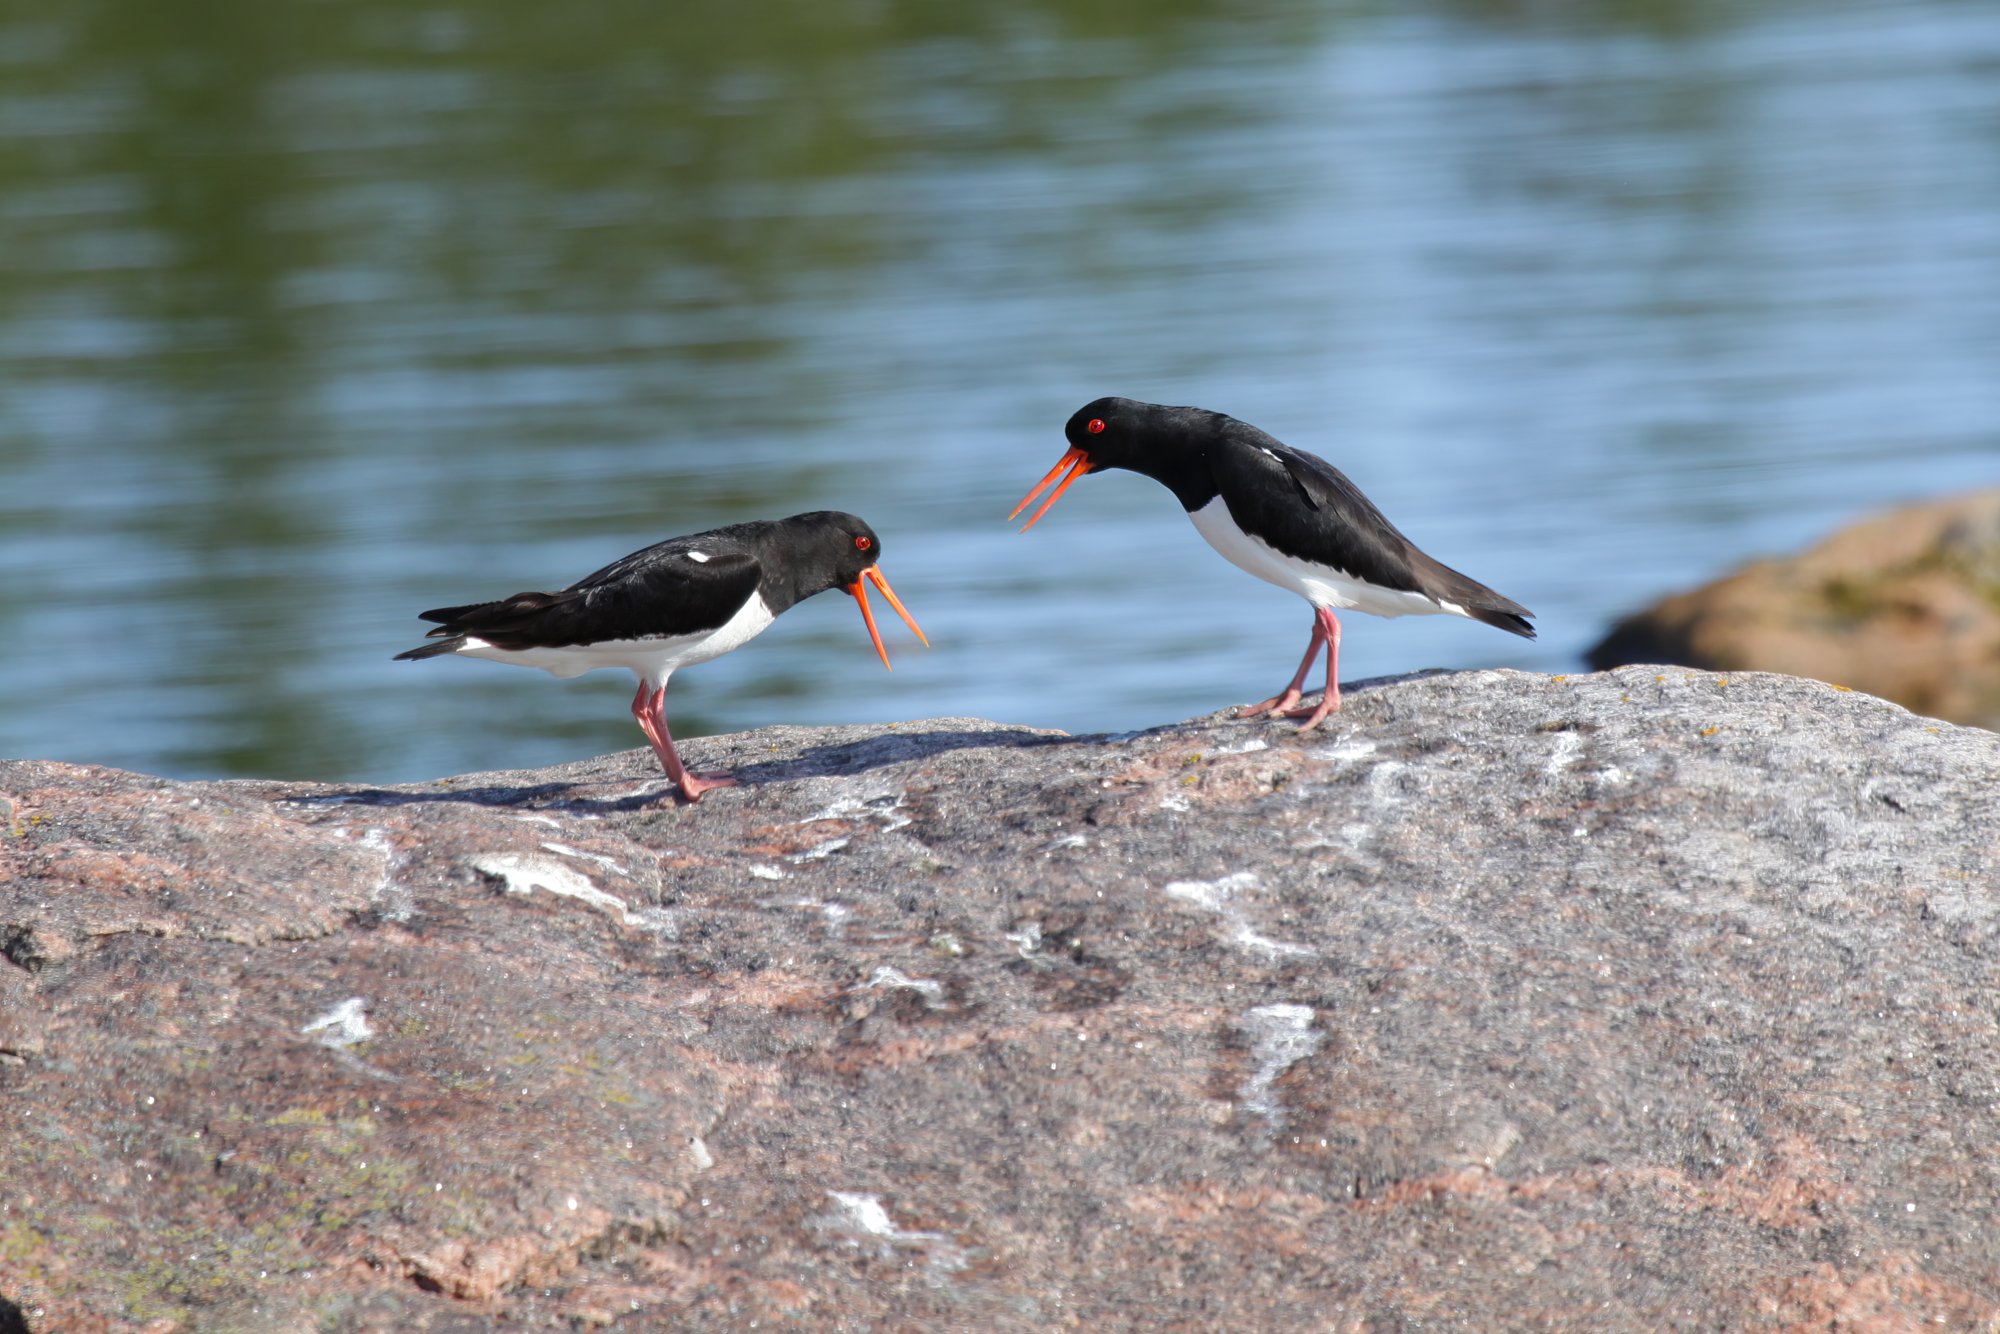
<box><xmin>740</xmin><ymin>519</ymin><xmax>837</xmax><ymax>614</ymax></box>
<box><xmin>1120</xmin><ymin>446</ymin><xmax>1219</xmax><ymax>514</ymax></box>
<box><xmin>753</xmin><ymin>565</ymin><xmax>811</xmax><ymax>616</ymax></box>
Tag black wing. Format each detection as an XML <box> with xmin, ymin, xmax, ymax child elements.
<box><xmin>1211</xmin><ymin>435</ymin><xmax>1536</xmax><ymax>638</ymax></box>
<box><xmin>409</xmin><ymin>542</ymin><xmax>764</xmax><ymax>650</ymax></box>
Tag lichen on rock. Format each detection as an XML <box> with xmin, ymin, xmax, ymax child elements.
<box><xmin>1591</xmin><ymin>488</ymin><xmax>2000</xmax><ymax>728</ymax></box>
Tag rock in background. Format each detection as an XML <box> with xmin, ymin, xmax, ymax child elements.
<box><xmin>2</xmin><ymin>666</ymin><xmax>1997</xmax><ymax>1332</ymax></box>
<box><xmin>1591</xmin><ymin>489</ymin><xmax>2000</xmax><ymax>730</ymax></box>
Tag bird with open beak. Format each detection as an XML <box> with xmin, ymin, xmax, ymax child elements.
<box><xmin>1014</xmin><ymin>398</ymin><xmax>1533</xmax><ymax>729</ymax></box>
<box><xmin>396</xmin><ymin>510</ymin><xmax>926</xmax><ymax>801</ymax></box>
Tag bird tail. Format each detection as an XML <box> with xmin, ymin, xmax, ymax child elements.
<box><xmin>393</xmin><ymin>635</ymin><xmax>468</xmax><ymax>662</ymax></box>
<box><xmin>416</xmin><ymin>600</ymin><xmax>500</xmax><ymax>626</ymax></box>
<box><xmin>395</xmin><ymin>591</ymin><xmax>572</xmax><ymax>659</ymax></box>
<box><xmin>1466</xmin><ymin>605</ymin><xmax>1537</xmax><ymax>639</ymax></box>
<box><xmin>1410</xmin><ymin>551</ymin><xmax>1537</xmax><ymax>639</ymax></box>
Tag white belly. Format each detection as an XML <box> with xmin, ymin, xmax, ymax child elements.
<box><xmin>452</xmin><ymin>593</ymin><xmax>778</xmax><ymax>688</ymax></box>
<box><xmin>1187</xmin><ymin>497</ymin><xmax>1464</xmax><ymax>620</ymax></box>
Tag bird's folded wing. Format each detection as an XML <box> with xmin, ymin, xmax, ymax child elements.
<box><xmin>1211</xmin><ymin>440</ymin><xmax>1431</xmax><ymax>595</ymax></box>
<box><xmin>422</xmin><ymin>549</ymin><xmax>764</xmax><ymax>649</ymax></box>
<box><xmin>1215</xmin><ymin>441</ymin><xmax>1534</xmax><ymax>628</ymax></box>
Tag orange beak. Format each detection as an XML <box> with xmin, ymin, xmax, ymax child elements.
<box><xmin>844</xmin><ymin>564</ymin><xmax>928</xmax><ymax>670</ymax></box>
<box><xmin>1009</xmin><ymin>447</ymin><xmax>1091</xmax><ymax>532</ymax></box>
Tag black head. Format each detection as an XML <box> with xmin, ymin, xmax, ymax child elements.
<box><xmin>777</xmin><ymin>511</ymin><xmax>887</xmax><ymax>592</ymax></box>
<box><xmin>771</xmin><ymin>511</ymin><xmax>927</xmax><ymax>669</ymax></box>
<box><xmin>1061</xmin><ymin>396</ymin><xmax>1162</xmax><ymax>472</ymax></box>
<box><xmin>1014</xmin><ymin>397</ymin><xmax>1226</xmax><ymax>528</ymax></box>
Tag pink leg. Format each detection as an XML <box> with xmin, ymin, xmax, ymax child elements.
<box><xmin>1236</xmin><ymin>612</ymin><xmax>1328</xmax><ymax>718</ymax></box>
<box><xmin>1284</xmin><ymin>607</ymin><xmax>1343</xmax><ymax>730</ymax></box>
<box><xmin>629</xmin><ymin>681</ymin><xmax>737</xmax><ymax>803</ymax></box>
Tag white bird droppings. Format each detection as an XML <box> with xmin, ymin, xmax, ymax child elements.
<box><xmin>1163</xmin><ymin>872</ymin><xmax>1313</xmax><ymax>958</ymax></box>
<box><xmin>540</xmin><ymin>841</ymin><xmax>630</xmax><ymax>876</ymax></box>
<box><xmin>302</xmin><ymin>998</ymin><xmax>373</xmax><ymax>1049</ymax></box>
<box><xmin>471</xmin><ymin>852</ymin><xmax>647</xmax><ymax>926</ymax></box>
<box><xmin>1545</xmin><ymin>730</ymin><xmax>1583</xmax><ymax>776</ymax></box>
<box><xmin>798</xmin><ymin>792</ymin><xmax>914</xmax><ymax>834</ymax></box>
<box><xmin>1237</xmin><ymin>1004</ymin><xmax>1322</xmax><ymax>1132</ymax></box>
<box><xmin>799</xmin><ymin>795</ymin><xmax>870</xmax><ymax>825</ymax></box>
<box><xmin>352</xmin><ymin>827</ymin><xmax>414</xmax><ymax>923</ymax></box>
<box><xmin>791</xmin><ymin>836</ymin><xmax>851</xmax><ymax>864</ymax></box>
<box><xmin>813</xmin><ymin>1191</ymin><xmax>970</xmax><ymax>1280</ymax></box>
<box><xmin>1004</xmin><ymin>923</ymin><xmax>1042</xmax><ymax>958</ymax></box>
<box><xmin>854</xmin><ymin>966</ymin><xmax>946</xmax><ymax>1007</ymax></box>
<box><xmin>1163</xmin><ymin>872</ymin><xmax>1259</xmax><ymax>912</ymax></box>
<box><xmin>824</xmin><ymin>1191</ymin><xmax>896</xmax><ymax>1237</ymax></box>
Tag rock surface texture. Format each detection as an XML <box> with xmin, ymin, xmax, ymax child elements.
<box><xmin>1591</xmin><ymin>488</ymin><xmax>2000</xmax><ymax>730</ymax></box>
<box><xmin>2</xmin><ymin>666</ymin><xmax>1997</xmax><ymax>1332</ymax></box>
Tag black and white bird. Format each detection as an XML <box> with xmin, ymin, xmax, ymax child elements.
<box><xmin>395</xmin><ymin>511</ymin><xmax>926</xmax><ymax>802</ymax></box>
<box><xmin>1012</xmin><ymin>397</ymin><xmax>1533</xmax><ymax>729</ymax></box>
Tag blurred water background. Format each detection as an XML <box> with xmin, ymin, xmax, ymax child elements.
<box><xmin>2</xmin><ymin>0</ymin><xmax>1996</xmax><ymax>783</ymax></box>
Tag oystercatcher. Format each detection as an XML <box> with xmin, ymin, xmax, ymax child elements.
<box><xmin>1013</xmin><ymin>397</ymin><xmax>1534</xmax><ymax>729</ymax></box>
<box><xmin>395</xmin><ymin>511</ymin><xmax>926</xmax><ymax>802</ymax></box>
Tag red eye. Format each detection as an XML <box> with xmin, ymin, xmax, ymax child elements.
<box><xmin>1087</xmin><ymin>418</ymin><xmax>1107</xmax><ymax>435</ymax></box>
<box><xmin>854</xmin><ymin>535</ymin><xmax>873</xmax><ymax>552</ymax></box>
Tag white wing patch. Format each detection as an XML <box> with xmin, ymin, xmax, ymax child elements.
<box><xmin>687</xmin><ymin>550</ymin><xmax>710</xmax><ymax>563</ymax></box>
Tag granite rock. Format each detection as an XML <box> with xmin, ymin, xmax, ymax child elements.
<box><xmin>1590</xmin><ymin>488</ymin><xmax>2000</xmax><ymax>729</ymax></box>
<box><xmin>2</xmin><ymin>666</ymin><xmax>1997</xmax><ymax>1331</ymax></box>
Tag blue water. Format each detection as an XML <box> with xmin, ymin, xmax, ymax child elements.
<box><xmin>2</xmin><ymin>0</ymin><xmax>1995</xmax><ymax>782</ymax></box>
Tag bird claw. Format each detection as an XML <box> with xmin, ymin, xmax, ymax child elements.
<box><xmin>1284</xmin><ymin>696</ymin><xmax>1340</xmax><ymax>730</ymax></box>
<box><xmin>675</xmin><ymin>772</ymin><xmax>739</xmax><ymax>803</ymax></box>
<box><xmin>1236</xmin><ymin>692</ymin><xmax>1301</xmax><ymax>719</ymax></box>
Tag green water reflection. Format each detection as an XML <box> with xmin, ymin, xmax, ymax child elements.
<box><xmin>4</xmin><ymin>0</ymin><xmax>1996</xmax><ymax>779</ymax></box>
<box><xmin>7</xmin><ymin>0</ymin><xmax>1287</xmax><ymax>776</ymax></box>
